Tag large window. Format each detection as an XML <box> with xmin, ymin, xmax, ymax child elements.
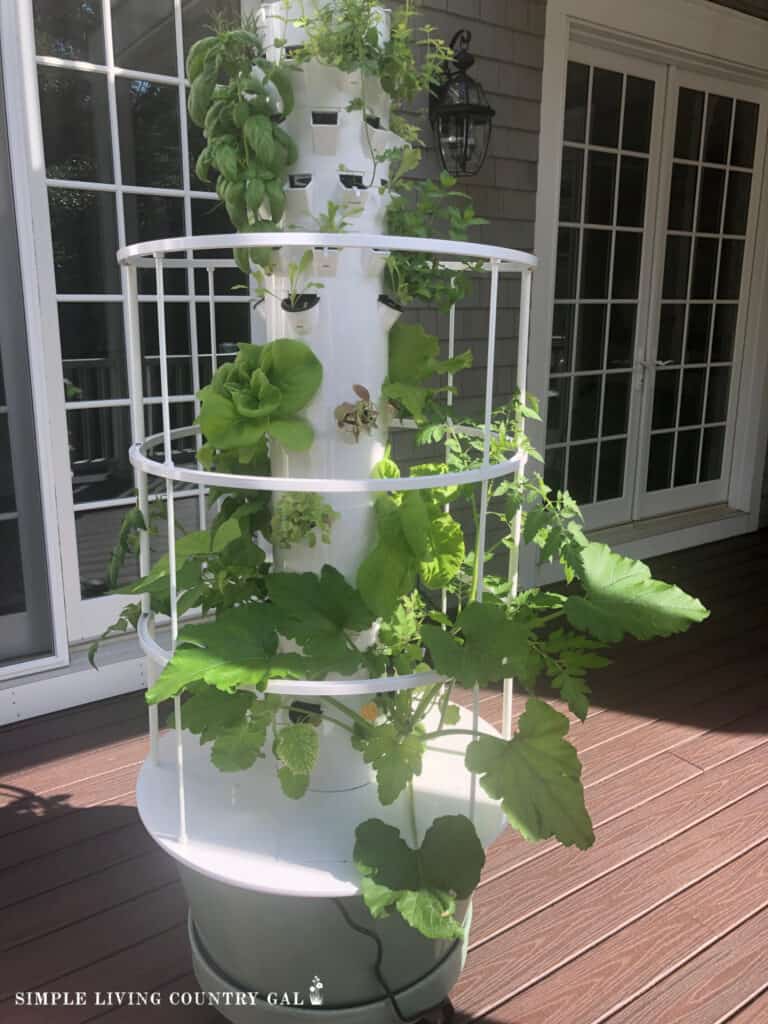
<box><xmin>32</xmin><ymin>0</ymin><xmax>246</xmax><ymax>617</ymax></box>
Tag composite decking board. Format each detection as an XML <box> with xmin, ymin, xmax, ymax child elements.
<box><xmin>0</xmin><ymin>780</ymin><xmax>139</xmax><ymax>864</ymax></box>
<box><xmin>724</xmin><ymin>988</ymin><xmax>768</xmax><ymax>1023</ymax></box>
<box><xmin>0</xmin><ymin>692</ymin><xmax>147</xmax><ymax>756</ymax></box>
<box><xmin>470</xmin><ymin>746</ymin><xmax>768</xmax><ymax>945</ymax></box>
<box><xmin>0</xmin><ymin>924</ymin><xmax>195</xmax><ymax>1024</ymax></box>
<box><xmin>602</xmin><ymin>906</ymin><xmax>768</xmax><ymax>1024</ymax></box>
<box><xmin>456</xmin><ymin>827</ymin><xmax>768</xmax><ymax>1019</ymax></box>
<box><xmin>0</xmin><ymin>819</ymin><xmax>154</xmax><ymax>911</ymax></box>
<box><xmin>0</xmin><ymin>882</ymin><xmax>187</xmax><ymax>1001</ymax></box>
<box><xmin>0</xmin><ymin>531</ymin><xmax>764</xmax><ymax>1023</ymax></box>
<box><xmin>1</xmin><ymin>847</ymin><xmax>177</xmax><ymax>951</ymax></box>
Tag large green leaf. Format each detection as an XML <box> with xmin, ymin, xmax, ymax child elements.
<box><xmin>354</xmin><ymin>815</ymin><xmax>484</xmax><ymax>940</ymax></box>
<box><xmin>275</xmin><ymin>723</ymin><xmax>319</xmax><ymax>775</ymax></box>
<box><xmin>210</xmin><ymin>709</ymin><xmax>273</xmax><ymax>772</ymax></box>
<box><xmin>260</xmin><ymin>338</ymin><xmax>323</xmax><ymax>414</ymax></box>
<box><xmin>419</xmin><ymin>513</ymin><xmax>465</xmax><ymax>589</ymax></box>
<box><xmin>564</xmin><ymin>543</ymin><xmax>709</xmax><ymax>643</ymax></box>
<box><xmin>465</xmin><ymin>698</ymin><xmax>594</xmax><ymax>849</ymax></box>
<box><xmin>145</xmin><ymin>606</ymin><xmax>307</xmax><ymax>703</ymax></box>
<box><xmin>179</xmin><ymin>683</ymin><xmax>254</xmax><ymax>743</ymax></box>
<box><xmin>359</xmin><ymin>723</ymin><xmax>425</xmax><ymax>805</ymax></box>
<box><xmin>422</xmin><ymin>602</ymin><xmax>530</xmax><ymax>688</ymax></box>
<box><xmin>266</xmin><ymin>565</ymin><xmax>373</xmax><ymax>674</ymax></box>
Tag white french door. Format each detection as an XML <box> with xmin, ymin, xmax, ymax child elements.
<box><xmin>545</xmin><ymin>43</ymin><xmax>768</xmax><ymax>528</ymax></box>
<box><xmin>634</xmin><ymin>69</ymin><xmax>766</xmax><ymax>518</ymax></box>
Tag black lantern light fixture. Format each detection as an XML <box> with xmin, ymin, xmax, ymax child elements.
<box><xmin>430</xmin><ymin>29</ymin><xmax>495</xmax><ymax>178</ymax></box>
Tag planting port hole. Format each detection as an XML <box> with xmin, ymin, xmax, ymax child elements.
<box><xmin>283</xmin><ymin>44</ymin><xmax>302</xmax><ymax>59</ymax></box>
<box><xmin>288</xmin><ymin>173</ymin><xmax>312</xmax><ymax>188</ymax></box>
<box><xmin>339</xmin><ymin>173</ymin><xmax>367</xmax><ymax>190</ymax></box>
<box><xmin>288</xmin><ymin>700</ymin><xmax>323</xmax><ymax>724</ymax></box>
<box><xmin>311</xmin><ymin>110</ymin><xmax>339</xmax><ymax>126</ymax></box>
<box><xmin>281</xmin><ymin>293</ymin><xmax>321</xmax><ymax>314</ymax></box>
<box><xmin>365</xmin><ymin>114</ymin><xmax>381</xmax><ymax>129</ymax></box>
<box><xmin>378</xmin><ymin>293</ymin><xmax>404</xmax><ymax>312</ymax></box>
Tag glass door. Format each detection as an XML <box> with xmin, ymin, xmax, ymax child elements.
<box><xmin>0</xmin><ymin>41</ymin><xmax>55</xmax><ymax>668</ymax></box>
<box><xmin>635</xmin><ymin>71</ymin><xmax>766</xmax><ymax>518</ymax></box>
<box><xmin>544</xmin><ymin>47</ymin><xmax>667</xmax><ymax>529</ymax></box>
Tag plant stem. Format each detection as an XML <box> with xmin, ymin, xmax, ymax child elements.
<box><xmin>422</xmin><ymin>727</ymin><xmax>484</xmax><ymax>742</ymax></box>
<box><xmin>321</xmin><ymin>696</ymin><xmax>373</xmax><ymax>733</ymax></box>
<box><xmin>407</xmin><ymin>780</ymin><xmax>419</xmax><ymax>846</ymax></box>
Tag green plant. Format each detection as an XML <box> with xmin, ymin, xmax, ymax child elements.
<box><xmin>272</xmin><ymin>492</ymin><xmax>339</xmax><ymax>548</ymax></box>
<box><xmin>334</xmin><ymin>384</ymin><xmax>380</xmax><ymax>441</ymax></box>
<box><xmin>252</xmin><ymin>249</ymin><xmax>324</xmax><ymax>309</ymax></box>
<box><xmin>385</xmin><ymin>171</ymin><xmax>487</xmax><ymax>309</ymax></box>
<box><xmin>313</xmin><ymin>199</ymin><xmax>361</xmax><ymax>232</ymax></box>
<box><xmin>187</xmin><ymin>21</ymin><xmax>299</xmax><ymax>271</ymax></box>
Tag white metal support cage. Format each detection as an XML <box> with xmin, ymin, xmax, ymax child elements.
<box><xmin>118</xmin><ymin>231</ymin><xmax>536</xmax><ymax>868</ymax></box>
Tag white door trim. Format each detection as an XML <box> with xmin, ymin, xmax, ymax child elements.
<box><xmin>525</xmin><ymin>0</ymin><xmax>768</xmax><ymax>584</ymax></box>
<box><xmin>0</xmin><ymin>1</ymin><xmax>71</xmax><ymax>680</ymax></box>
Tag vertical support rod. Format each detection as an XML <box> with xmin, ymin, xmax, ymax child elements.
<box><xmin>442</xmin><ymin>296</ymin><xmax>456</xmax><ymax>616</ymax></box>
<box><xmin>208</xmin><ymin>268</ymin><xmax>218</xmax><ymax>372</ymax></box>
<box><xmin>502</xmin><ymin>267</ymin><xmax>533</xmax><ymax>740</ymax></box>
<box><xmin>123</xmin><ymin>262</ymin><xmax>159</xmax><ymax>763</ymax></box>
<box><xmin>469</xmin><ymin>260</ymin><xmax>500</xmax><ymax>823</ymax></box>
<box><xmin>155</xmin><ymin>255</ymin><xmax>187</xmax><ymax>842</ymax></box>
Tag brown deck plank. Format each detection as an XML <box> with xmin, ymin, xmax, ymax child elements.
<box><xmin>2</xmin><ymin>848</ymin><xmax>177</xmax><ymax>951</ymax></box>
<box><xmin>472</xmin><ymin>743</ymin><xmax>768</xmax><ymax>943</ymax></box>
<box><xmin>604</xmin><ymin>906</ymin><xmax>768</xmax><ymax>1023</ymax></box>
<box><xmin>725</xmin><ymin>989</ymin><xmax>768</xmax><ymax>1022</ymax></box>
<box><xmin>454</xmin><ymin>791</ymin><xmax>768</xmax><ymax>1018</ymax></box>
<box><xmin>0</xmin><ymin>883</ymin><xmax>186</xmax><ymax>1001</ymax></box>
<box><xmin>468</xmin><ymin>839</ymin><xmax>768</xmax><ymax>1023</ymax></box>
<box><xmin>0</xmin><ymin>693</ymin><xmax>146</xmax><ymax>756</ymax></box>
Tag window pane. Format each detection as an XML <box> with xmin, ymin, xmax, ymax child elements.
<box><xmin>658</xmin><ymin>304</ymin><xmax>685</xmax><ymax>363</ymax></box>
<box><xmin>668</xmin><ymin>163</ymin><xmax>697</xmax><ymax>232</ymax></box>
<box><xmin>703</xmin><ymin>94</ymin><xmax>733</xmax><ymax>165</ymax></box>
<box><xmin>700</xmin><ymin>426</ymin><xmax>726</xmax><ymax>481</ymax></box>
<box><xmin>647</xmin><ymin>432</ymin><xmax>674</xmax><ymax>491</ymax></box>
<box><xmin>607</xmin><ymin>304</ymin><xmax>636</xmax><ymax>368</ymax></box>
<box><xmin>603</xmin><ymin>374</ymin><xmax>631</xmax><ymax>435</ymax></box>
<box><xmin>59</xmin><ymin>303</ymin><xmax>127</xmax><ymax>402</ymax></box>
<box><xmin>612</xmin><ymin>232</ymin><xmax>641</xmax><ymax>299</ymax></box>
<box><xmin>38</xmin><ymin>67</ymin><xmax>113</xmax><ymax>183</ymax></box>
<box><xmin>685</xmin><ymin>305</ymin><xmax>711</xmax><ymax>364</ymax></box>
<box><xmin>679</xmin><ymin>368</ymin><xmax>706</xmax><ymax>426</ymax></box>
<box><xmin>724</xmin><ymin>172</ymin><xmax>751</xmax><ymax>236</ymax></box>
<box><xmin>674</xmin><ymin>429</ymin><xmax>700</xmax><ymax>486</ymax></box>
<box><xmin>589</xmin><ymin>68</ymin><xmax>622</xmax><ymax>148</ymax></box>
<box><xmin>544</xmin><ymin>446</ymin><xmax>565</xmax><ymax>494</ymax></box>
<box><xmin>555</xmin><ymin>228</ymin><xmax>579</xmax><ymax>299</ymax></box>
<box><xmin>559</xmin><ymin>147</ymin><xmax>584</xmax><ymax>222</ymax></box>
<box><xmin>652</xmin><ymin>369</ymin><xmax>679</xmax><ymax>429</ymax></box>
<box><xmin>622</xmin><ymin>77</ymin><xmax>654</xmax><ymax>153</ymax></box>
<box><xmin>34</xmin><ymin>0</ymin><xmax>105</xmax><ymax>63</ymax></box>
<box><xmin>68</xmin><ymin>406</ymin><xmax>133</xmax><ymax>505</ymax></box>
<box><xmin>711</xmin><ymin>304</ymin><xmax>738</xmax><ymax>362</ymax></box>
<box><xmin>116</xmin><ymin>79</ymin><xmax>182</xmax><ymax>188</ymax></box>
<box><xmin>546</xmin><ymin>378</ymin><xmax>570</xmax><ymax>445</ymax></box>
<box><xmin>183</xmin><ymin>0</ymin><xmax>240</xmax><ymax>54</ymax></box>
<box><xmin>110</xmin><ymin>0</ymin><xmax>177</xmax><ymax>76</ymax></box>
<box><xmin>124</xmin><ymin>193</ymin><xmax>184</xmax><ymax>244</ymax></box>
<box><xmin>580</xmin><ymin>229</ymin><xmax>611</xmax><ymax>299</ymax></box>
<box><xmin>597</xmin><ymin>438</ymin><xmax>626</xmax><ymax>500</ymax></box>
<box><xmin>675</xmin><ymin>89</ymin><xmax>704</xmax><ymax>160</ymax></box>
<box><xmin>718</xmin><ymin>239</ymin><xmax>745</xmax><ymax>300</ymax></box>
<box><xmin>696</xmin><ymin>167</ymin><xmax>725</xmax><ymax>234</ymax></box>
<box><xmin>567</xmin><ymin>443</ymin><xmax>597</xmax><ymax>504</ymax></box>
<box><xmin>663</xmin><ymin>236</ymin><xmax>691</xmax><ymax>299</ymax></box>
<box><xmin>551</xmin><ymin>304</ymin><xmax>575</xmax><ymax>374</ymax></box>
<box><xmin>731</xmin><ymin>100</ymin><xmax>759</xmax><ymax>168</ymax></box>
<box><xmin>617</xmin><ymin>156</ymin><xmax>648</xmax><ymax>228</ymax></box>
<box><xmin>576</xmin><ymin>304</ymin><xmax>607</xmax><ymax>372</ymax></box>
<box><xmin>49</xmin><ymin>188</ymin><xmax>120</xmax><ymax>293</ymax></box>
<box><xmin>690</xmin><ymin>237</ymin><xmax>718</xmax><ymax>300</ymax></box>
<box><xmin>571</xmin><ymin>375</ymin><xmax>601</xmax><ymax>440</ymax></box>
<box><xmin>585</xmin><ymin>151</ymin><xmax>616</xmax><ymax>225</ymax></box>
<box><xmin>706</xmin><ymin>366</ymin><xmax>731</xmax><ymax>422</ymax></box>
<box><xmin>563</xmin><ymin>62</ymin><xmax>589</xmax><ymax>143</ymax></box>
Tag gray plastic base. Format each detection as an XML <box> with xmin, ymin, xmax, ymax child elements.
<box><xmin>188</xmin><ymin>910</ymin><xmax>466</xmax><ymax>1023</ymax></box>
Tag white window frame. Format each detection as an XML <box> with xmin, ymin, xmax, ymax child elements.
<box><xmin>525</xmin><ymin>0</ymin><xmax>768</xmax><ymax>582</ymax></box>
<box><xmin>1</xmin><ymin>0</ymin><xmax>255</xmax><ymax>657</ymax></box>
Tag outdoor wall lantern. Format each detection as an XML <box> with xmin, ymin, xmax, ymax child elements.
<box><xmin>430</xmin><ymin>29</ymin><xmax>495</xmax><ymax>177</ymax></box>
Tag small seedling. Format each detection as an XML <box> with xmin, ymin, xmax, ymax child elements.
<box><xmin>334</xmin><ymin>385</ymin><xmax>379</xmax><ymax>441</ymax></box>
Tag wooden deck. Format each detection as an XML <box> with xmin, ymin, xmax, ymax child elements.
<box><xmin>1</xmin><ymin>530</ymin><xmax>767</xmax><ymax>1023</ymax></box>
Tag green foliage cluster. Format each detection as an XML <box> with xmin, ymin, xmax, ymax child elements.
<box><xmin>385</xmin><ymin>171</ymin><xmax>487</xmax><ymax>310</ymax></box>
<box><xmin>271</xmin><ymin>492</ymin><xmax>339</xmax><ymax>548</ymax></box>
<box><xmin>187</xmin><ymin>25</ymin><xmax>298</xmax><ymax>271</ymax></box>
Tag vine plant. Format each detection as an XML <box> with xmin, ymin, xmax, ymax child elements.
<box><xmin>96</xmin><ymin>7</ymin><xmax>709</xmax><ymax>945</ymax></box>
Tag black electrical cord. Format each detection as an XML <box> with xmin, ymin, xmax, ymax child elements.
<box><xmin>332</xmin><ymin>897</ymin><xmax>419</xmax><ymax>1023</ymax></box>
